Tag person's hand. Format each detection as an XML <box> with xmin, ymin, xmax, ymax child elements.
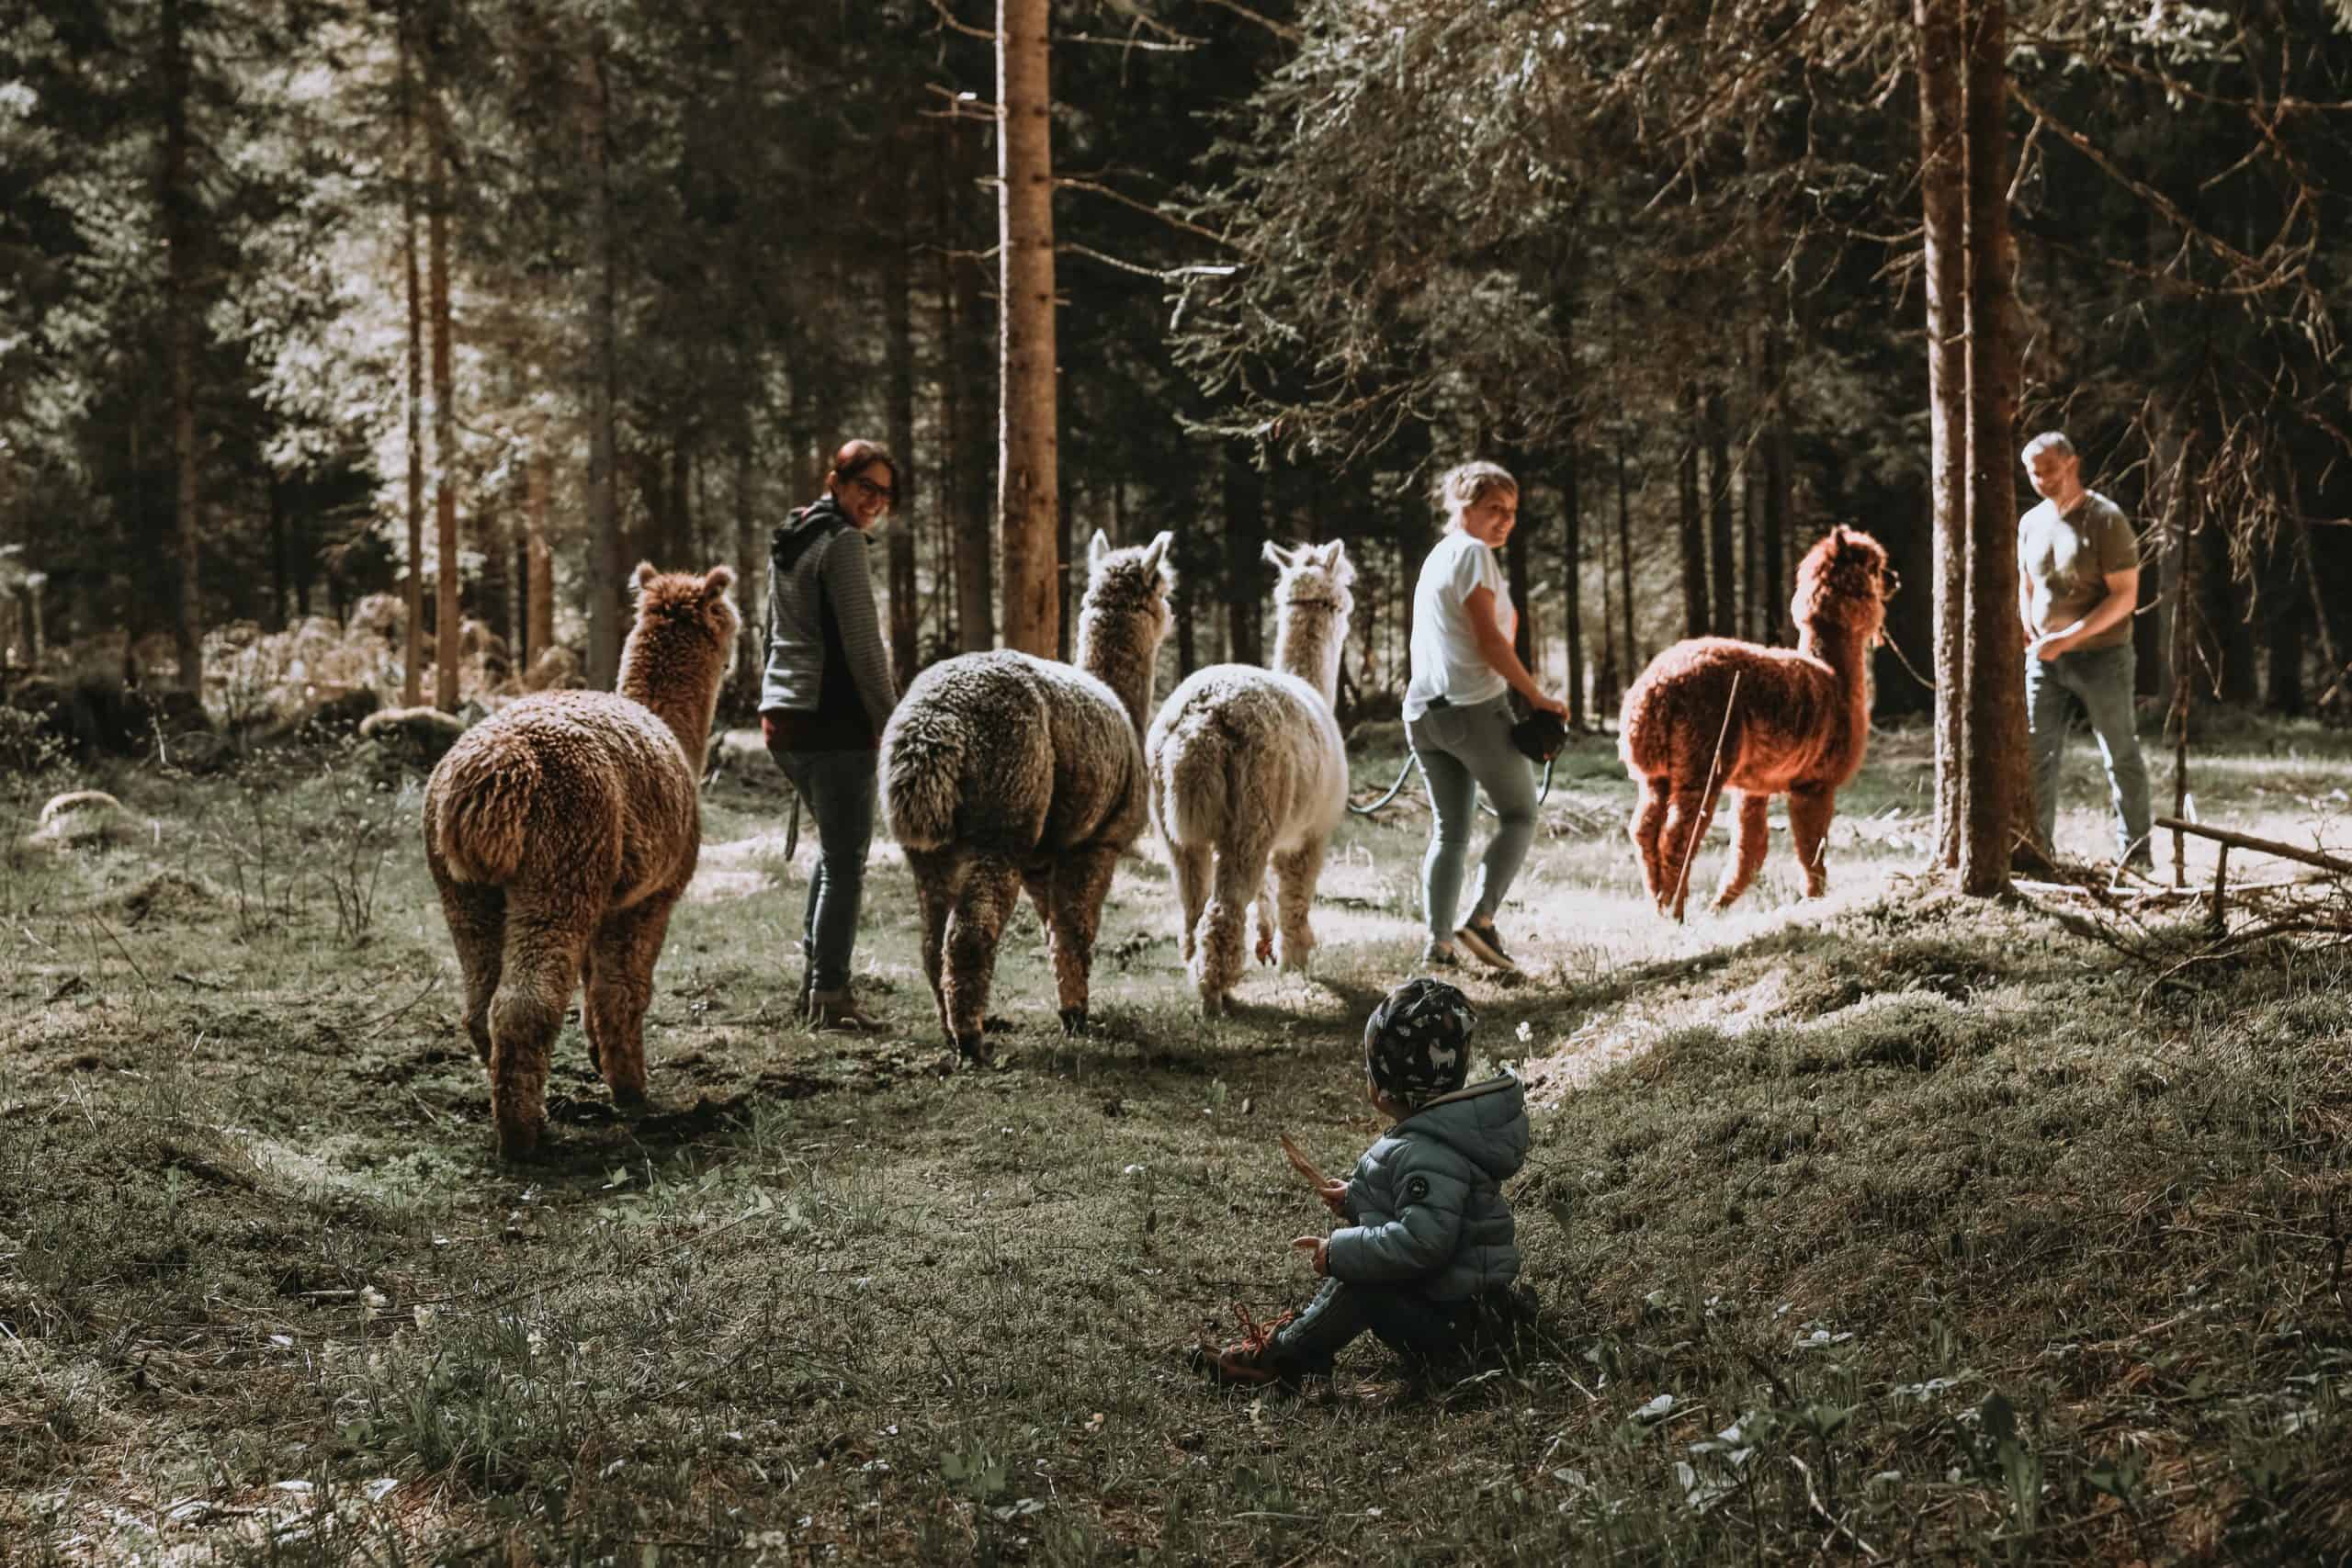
<box><xmin>1314</xmin><ymin>1179</ymin><xmax>1349</xmax><ymax>1216</ymax></box>
<box><xmin>1291</xmin><ymin>1236</ymin><xmax>1329</xmax><ymax>1276</ymax></box>
<box><xmin>2030</xmin><ymin>631</ymin><xmax>2069</xmax><ymax>662</ymax></box>
<box><xmin>760</xmin><ymin>711</ymin><xmax>780</xmax><ymax>747</ymax></box>
<box><xmin>1528</xmin><ymin>691</ymin><xmax>1567</xmax><ymax>718</ymax></box>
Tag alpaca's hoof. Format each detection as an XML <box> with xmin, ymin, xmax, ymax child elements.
<box><xmin>610</xmin><ymin>1083</ymin><xmax>648</xmax><ymax>1114</ymax></box>
<box><xmin>1059</xmin><ymin>1006</ymin><xmax>1089</xmax><ymax>1036</ymax></box>
<box><xmin>956</xmin><ymin>1032</ymin><xmax>991</xmax><ymax>1066</ymax></box>
<box><xmin>1199</xmin><ymin>992</ymin><xmax>1227</xmax><ymax>1020</ymax></box>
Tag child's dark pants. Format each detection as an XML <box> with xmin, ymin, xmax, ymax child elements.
<box><xmin>1272</xmin><ymin>1278</ymin><xmax>1517</xmax><ymax>1374</ymax></box>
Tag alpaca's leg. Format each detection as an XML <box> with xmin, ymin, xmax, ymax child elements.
<box><xmin>1197</xmin><ymin>835</ymin><xmax>1272</xmax><ymax>1015</ymax></box>
<box><xmin>487</xmin><ymin>893</ymin><xmax>591</xmax><ymax>1161</ymax></box>
<box><xmin>1658</xmin><ymin>790</ymin><xmax>1721</xmax><ymax>923</ymax></box>
<box><xmin>1272</xmin><ymin>839</ymin><xmax>1328</xmax><ymax>972</ymax></box>
<box><xmin>582</xmin><ymin>889</ymin><xmax>679</xmax><ymax>1108</ymax></box>
<box><xmin>1787</xmin><ymin>784</ymin><xmax>1835</xmax><ymax>897</ymax></box>
<box><xmin>1711</xmin><ymin>791</ymin><xmax>1772</xmax><ymax>911</ymax></box>
<box><xmin>1253</xmin><ymin>867</ymin><xmax>1276</xmax><ymax>965</ymax></box>
<box><xmin>943</xmin><ymin>857</ymin><xmax>1022</xmax><ymax>1057</ymax></box>
<box><xmin>432</xmin><ymin>869</ymin><xmax>505</xmax><ymax>1065</ymax></box>
<box><xmin>1047</xmin><ymin>844</ymin><xmax>1124</xmax><ymax>1032</ymax></box>
<box><xmin>1169</xmin><ymin>841</ymin><xmax>1211</xmax><ymax>965</ymax></box>
<box><xmin>909</xmin><ymin>850</ymin><xmax>960</xmax><ymax>1039</ymax></box>
<box><xmin>1629</xmin><ymin>776</ymin><xmax>1673</xmax><ymax>910</ymax></box>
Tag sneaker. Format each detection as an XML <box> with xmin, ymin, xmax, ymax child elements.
<box><xmin>807</xmin><ymin>987</ymin><xmax>881</xmax><ymax>1031</ymax></box>
<box><xmin>1454</xmin><ymin>918</ymin><xmax>1520</xmax><ymax>974</ymax></box>
<box><xmin>1420</xmin><ymin>941</ymin><xmax>1460</xmax><ymax>970</ymax></box>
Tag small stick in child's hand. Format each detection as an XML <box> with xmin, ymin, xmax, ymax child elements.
<box><xmin>1278</xmin><ymin>1132</ymin><xmax>1327</xmax><ymax>1189</ymax></box>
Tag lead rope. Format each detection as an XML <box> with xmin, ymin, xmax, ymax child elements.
<box><xmin>1347</xmin><ymin>750</ymin><xmax>1558</xmax><ymax>819</ymax></box>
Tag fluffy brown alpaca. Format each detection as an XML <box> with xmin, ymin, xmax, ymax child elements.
<box><xmin>1619</xmin><ymin>526</ymin><xmax>1897</xmax><ymax>920</ymax></box>
<box><xmin>880</xmin><ymin>531</ymin><xmax>1173</xmax><ymax>1060</ymax></box>
<box><xmin>424</xmin><ymin>563</ymin><xmax>740</xmax><ymax>1158</ymax></box>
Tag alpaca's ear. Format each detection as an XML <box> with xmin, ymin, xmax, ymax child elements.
<box><xmin>1261</xmin><ymin>540</ymin><xmax>1296</xmax><ymax>570</ymax></box>
<box><xmin>701</xmin><ymin>565</ymin><xmax>736</xmax><ymax>600</ymax></box>
<box><xmin>1089</xmin><ymin>530</ymin><xmax>1112</xmax><ymax>570</ymax></box>
<box><xmin>1320</xmin><ymin>540</ymin><xmax>1351</xmax><ymax>576</ymax></box>
<box><xmin>633</xmin><ymin>561</ymin><xmax>659</xmax><ymax>590</ymax></box>
<box><xmin>1140</xmin><ymin>530</ymin><xmax>1174</xmax><ymax>580</ymax></box>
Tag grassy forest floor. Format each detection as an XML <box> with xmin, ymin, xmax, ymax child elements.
<box><xmin>3</xmin><ymin>716</ymin><xmax>2351</xmax><ymax>1564</ymax></box>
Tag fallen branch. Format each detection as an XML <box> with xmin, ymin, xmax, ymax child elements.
<box><xmin>2154</xmin><ymin>817</ymin><xmax>2352</xmax><ymax>877</ymax></box>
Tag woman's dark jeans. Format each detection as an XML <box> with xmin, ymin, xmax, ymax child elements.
<box><xmin>767</xmin><ymin>744</ymin><xmax>877</xmax><ymax>993</ymax></box>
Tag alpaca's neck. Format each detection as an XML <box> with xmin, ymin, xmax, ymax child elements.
<box><xmin>1796</xmin><ymin>620</ymin><xmax>1875</xmax><ymax>763</ymax></box>
<box><xmin>1078</xmin><ymin>614</ymin><xmax>1159</xmax><ymax>737</ymax></box>
<box><xmin>619</xmin><ymin>649</ymin><xmax>723</xmax><ymax>766</ymax></box>
<box><xmin>1273</xmin><ymin>607</ymin><xmax>1343</xmax><ymax>710</ymax></box>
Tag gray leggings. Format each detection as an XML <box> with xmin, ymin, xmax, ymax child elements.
<box><xmin>1405</xmin><ymin>694</ymin><xmax>1538</xmax><ymax>945</ymax></box>
<box><xmin>766</xmin><ymin>744</ymin><xmax>877</xmax><ymax>993</ymax></box>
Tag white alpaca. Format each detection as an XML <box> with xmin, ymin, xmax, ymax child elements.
<box><xmin>1147</xmin><ymin>539</ymin><xmax>1354</xmax><ymax>1016</ymax></box>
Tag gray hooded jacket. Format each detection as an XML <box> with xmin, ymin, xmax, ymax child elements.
<box><xmin>1324</xmin><ymin>1074</ymin><xmax>1528</xmax><ymax>1302</ymax></box>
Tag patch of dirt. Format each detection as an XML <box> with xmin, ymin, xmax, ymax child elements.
<box><xmin>100</xmin><ymin>871</ymin><xmax>225</xmax><ymax>927</ymax></box>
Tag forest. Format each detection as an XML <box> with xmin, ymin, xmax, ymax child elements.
<box><xmin>5</xmin><ymin>1</ymin><xmax>2352</xmax><ymax>1563</ymax></box>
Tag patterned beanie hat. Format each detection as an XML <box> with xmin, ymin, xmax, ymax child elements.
<box><xmin>1363</xmin><ymin>978</ymin><xmax>1477</xmax><ymax>1106</ymax></box>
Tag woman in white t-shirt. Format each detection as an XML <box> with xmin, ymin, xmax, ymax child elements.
<box><xmin>1402</xmin><ymin>461</ymin><xmax>1566</xmax><ymax>972</ymax></box>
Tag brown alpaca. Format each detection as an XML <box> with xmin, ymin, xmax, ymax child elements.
<box><xmin>424</xmin><ymin>563</ymin><xmax>740</xmax><ymax>1158</ymax></box>
<box><xmin>1619</xmin><ymin>527</ymin><xmax>1897</xmax><ymax>920</ymax></box>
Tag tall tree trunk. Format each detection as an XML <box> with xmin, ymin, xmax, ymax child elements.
<box><xmin>996</xmin><ymin>0</ymin><xmax>1058</xmax><ymax>656</ymax></box>
<box><xmin>399</xmin><ymin>0</ymin><xmax>424</xmax><ymax>705</ymax></box>
<box><xmin>1740</xmin><ymin>446</ymin><xmax>1758</xmax><ymax>641</ymax></box>
<box><xmin>1958</xmin><ymin>0</ymin><xmax>2028</xmax><ymax>892</ymax></box>
<box><xmin>1678</xmin><ymin>388</ymin><xmax>1707</xmax><ymax>638</ymax></box>
<box><xmin>2262</xmin><ymin>536</ymin><xmax>2306</xmax><ymax>715</ymax></box>
<box><xmin>266</xmin><ymin>476</ymin><xmax>287</xmax><ymax>632</ymax></box>
<box><xmin>160</xmin><ymin>0</ymin><xmax>203</xmax><ymax>694</ymax></box>
<box><xmin>527</xmin><ymin>447</ymin><xmax>554</xmax><ymax>668</ymax></box>
<box><xmin>1500</xmin><ymin>444</ymin><xmax>1533</xmax><ymax>671</ymax></box>
<box><xmin>582</xmin><ymin>38</ymin><xmax>622</xmax><ymax>689</ymax></box>
<box><xmin>2200</xmin><ymin>521</ymin><xmax>2256</xmax><ymax>706</ymax></box>
<box><xmin>1562</xmin><ymin>439</ymin><xmax>1584</xmax><ymax>728</ymax></box>
<box><xmin>886</xmin><ymin>163</ymin><xmax>920</xmax><ymax>680</ymax></box>
<box><xmin>944</xmin><ymin>119</ymin><xmax>993</xmax><ymax>653</ymax></box>
<box><xmin>1617</xmin><ymin>432</ymin><xmax>1637</xmax><ymax>677</ymax></box>
<box><xmin>732</xmin><ymin>444</ymin><xmax>758</xmax><ymax>700</ymax></box>
<box><xmin>428</xmin><ymin>102</ymin><xmax>460</xmax><ymax>713</ymax></box>
<box><xmin>1762</xmin><ymin>330</ymin><xmax>1792</xmax><ymax>646</ymax></box>
<box><xmin>1706</xmin><ymin>389</ymin><xmax>1736</xmax><ymax>637</ymax></box>
<box><xmin>1919</xmin><ymin>0</ymin><xmax>1966</xmax><ymax>868</ymax></box>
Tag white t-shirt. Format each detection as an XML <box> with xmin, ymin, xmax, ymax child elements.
<box><xmin>1403</xmin><ymin>531</ymin><xmax>1515</xmax><ymax>720</ymax></box>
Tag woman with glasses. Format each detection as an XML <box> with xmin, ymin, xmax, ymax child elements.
<box><xmin>760</xmin><ymin>439</ymin><xmax>902</xmax><ymax>1029</ymax></box>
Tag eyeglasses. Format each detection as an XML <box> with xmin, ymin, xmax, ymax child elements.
<box><xmin>846</xmin><ymin>475</ymin><xmax>896</xmax><ymax>506</ymax></box>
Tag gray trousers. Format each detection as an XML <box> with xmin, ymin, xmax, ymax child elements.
<box><xmin>766</xmin><ymin>744</ymin><xmax>877</xmax><ymax>993</ymax></box>
<box><xmin>1405</xmin><ymin>694</ymin><xmax>1538</xmax><ymax>945</ymax></box>
<box><xmin>1271</xmin><ymin>1276</ymin><xmax>1511</xmax><ymax>1374</ymax></box>
<box><xmin>2025</xmin><ymin>642</ymin><xmax>2153</xmax><ymax>863</ymax></box>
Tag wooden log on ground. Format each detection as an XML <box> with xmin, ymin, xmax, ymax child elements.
<box><xmin>2153</xmin><ymin>817</ymin><xmax>2352</xmax><ymax>878</ymax></box>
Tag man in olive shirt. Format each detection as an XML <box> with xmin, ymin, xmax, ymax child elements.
<box><xmin>2016</xmin><ymin>432</ymin><xmax>2152</xmax><ymax>871</ymax></box>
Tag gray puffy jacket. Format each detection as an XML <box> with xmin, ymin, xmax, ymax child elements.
<box><xmin>1324</xmin><ymin>1075</ymin><xmax>1528</xmax><ymax>1302</ymax></box>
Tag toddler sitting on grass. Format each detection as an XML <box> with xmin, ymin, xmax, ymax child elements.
<box><xmin>1203</xmin><ymin>977</ymin><xmax>1532</xmax><ymax>1385</ymax></box>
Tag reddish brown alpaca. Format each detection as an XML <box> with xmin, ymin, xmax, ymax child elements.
<box><xmin>1619</xmin><ymin>527</ymin><xmax>1897</xmax><ymax>919</ymax></box>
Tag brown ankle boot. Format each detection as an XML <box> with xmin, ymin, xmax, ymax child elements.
<box><xmin>807</xmin><ymin>987</ymin><xmax>880</xmax><ymax>1031</ymax></box>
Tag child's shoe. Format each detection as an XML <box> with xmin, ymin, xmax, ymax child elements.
<box><xmin>1198</xmin><ymin>1305</ymin><xmax>1297</xmax><ymax>1387</ymax></box>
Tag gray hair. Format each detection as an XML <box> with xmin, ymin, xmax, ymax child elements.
<box><xmin>1437</xmin><ymin>460</ymin><xmax>1518</xmax><ymax>526</ymax></box>
<box><xmin>2020</xmin><ymin>431</ymin><xmax>2075</xmax><ymax>463</ymax></box>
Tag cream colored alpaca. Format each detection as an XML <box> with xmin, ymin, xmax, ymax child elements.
<box><xmin>880</xmin><ymin>532</ymin><xmax>1173</xmax><ymax>1061</ymax></box>
<box><xmin>424</xmin><ymin>564</ymin><xmax>739</xmax><ymax>1159</ymax></box>
<box><xmin>1147</xmin><ymin>540</ymin><xmax>1353</xmax><ymax>1016</ymax></box>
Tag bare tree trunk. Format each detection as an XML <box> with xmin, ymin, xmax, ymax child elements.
<box><xmin>1678</xmin><ymin>387</ymin><xmax>1707</xmax><ymax>638</ymax></box>
<box><xmin>582</xmin><ymin>38</ymin><xmax>622</xmax><ymax>689</ymax></box>
<box><xmin>1958</xmin><ymin>0</ymin><xmax>2028</xmax><ymax>894</ymax></box>
<box><xmin>1706</xmin><ymin>389</ymin><xmax>1736</xmax><ymax>637</ymax></box>
<box><xmin>1762</xmin><ymin>332</ymin><xmax>1792</xmax><ymax>644</ymax></box>
<box><xmin>1617</xmin><ymin>432</ymin><xmax>1638</xmax><ymax>676</ymax></box>
<box><xmin>161</xmin><ymin>0</ymin><xmax>204</xmax><ymax>694</ymax></box>
<box><xmin>400</xmin><ymin>2</ymin><xmax>425</xmax><ymax>705</ymax></box>
<box><xmin>527</xmin><ymin>448</ymin><xmax>554</xmax><ymax>665</ymax></box>
<box><xmin>1918</xmin><ymin>0</ymin><xmax>1966</xmax><ymax>868</ymax></box>
<box><xmin>1224</xmin><ymin>446</ymin><xmax>1265</xmax><ymax>665</ymax></box>
<box><xmin>886</xmin><ymin>165</ymin><xmax>919</xmax><ymax>680</ymax></box>
<box><xmin>732</xmin><ymin>445</ymin><xmax>758</xmax><ymax>699</ymax></box>
<box><xmin>1562</xmin><ymin>439</ymin><xmax>1584</xmax><ymax>727</ymax></box>
<box><xmin>996</xmin><ymin>0</ymin><xmax>1058</xmax><ymax>656</ymax></box>
<box><xmin>428</xmin><ymin>104</ymin><xmax>460</xmax><ymax>713</ymax></box>
<box><xmin>944</xmin><ymin>118</ymin><xmax>993</xmax><ymax>653</ymax></box>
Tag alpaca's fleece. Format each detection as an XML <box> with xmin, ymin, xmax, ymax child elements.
<box><xmin>424</xmin><ymin>563</ymin><xmax>740</xmax><ymax>1158</ymax></box>
<box><xmin>1619</xmin><ymin>526</ymin><xmax>1895</xmax><ymax>920</ymax></box>
<box><xmin>1147</xmin><ymin>539</ymin><xmax>1353</xmax><ymax>1013</ymax></box>
<box><xmin>880</xmin><ymin>532</ymin><xmax>1173</xmax><ymax>1056</ymax></box>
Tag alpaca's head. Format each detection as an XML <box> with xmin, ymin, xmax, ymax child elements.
<box><xmin>1080</xmin><ymin>530</ymin><xmax>1175</xmax><ymax>652</ymax></box>
<box><xmin>1262</xmin><ymin>539</ymin><xmax>1355</xmax><ymax>625</ymax></box>
<box><xmin>619</xmin><ymin>563</ymin><xmax>741</xmax><ymax>702</ymax></box>
<box><xmin>1790</xmin><ymin>527</ymin><xmax>1897</xmax><ymax>646</ymax></box>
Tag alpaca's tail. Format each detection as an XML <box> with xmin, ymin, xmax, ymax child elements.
<box><xmin>428</xmin><ymin>741</ymin><xmax>542</xmax><ymax>885</ymax></box>
<box><xmin>1156</xmin><ymin>712</ymin><xmax>1237</xmax><ymax>849</ymax></box>
<box><xmin>881</xmin><ymin>707</ymin><xmax>967</xmax><ymax>852</ymax></box>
